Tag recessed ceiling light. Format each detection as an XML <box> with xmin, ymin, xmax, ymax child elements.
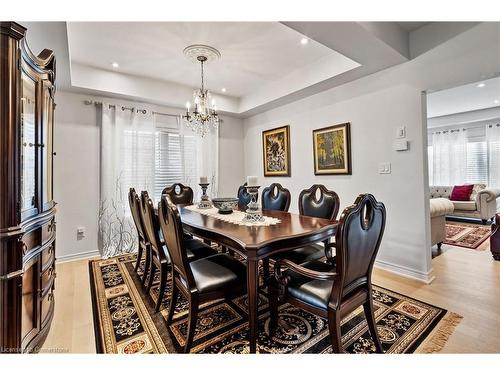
<box><xmin>111</xmin><ymin>62</ymin><xmax>119</xmax><ymax>68</ymax></box>
<box><xmin>300</xmin><ymin>37</ymin><xmax>309</xmax><ymax>45</ymax></box>
<box><xmin>476</xmin><ymin>82</ymin><xmax>486</xmax><ymax>88</ymax></box>
<box><xmin>221</xmin><ymin>88</ymin><xmax>226</xmax><ymax>93</ymax></box>
<box><xmin>494</xmin><ymin>99</ymin><xmax>499</xmax><ymax>105</ymax></box>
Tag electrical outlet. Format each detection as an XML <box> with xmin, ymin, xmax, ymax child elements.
<box><xmin>77</xmin><ymin>226</ymin><xmax>86</xmax><ymax>239</ymax></box>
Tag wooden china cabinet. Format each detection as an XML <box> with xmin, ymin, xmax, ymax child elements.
<box><xmin>0</xmin><ymin>22</ymin><xmax>57</xmax><ymax>353</ymax></box>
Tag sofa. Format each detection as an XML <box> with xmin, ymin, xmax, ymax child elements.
<box><xmin>430</xmin><ymin>185</ymin><xmax>500</xmax><ymax>223</ymax></box>
<box><xmin>430</xmin><ymin>198</ymin><xmax>455</xmax><ymax>250</ymax></box>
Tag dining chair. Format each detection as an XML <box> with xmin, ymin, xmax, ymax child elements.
<box><xmin>140</xmin><ymin>191</ymin><xmax>217</xmax><ymax>312</ymax></box>
<box><xmin>271</xmin><ymin>184</ymin><xmax>340</xmax><ymax>265</ymax></box>
<box><xmin>158</xmin><ymin>195</ymin><xmax>247</xmax><ymax>353</ymax></box>
<box><xmin>128</xmin><ymin>188</ymin><xmax>151</xmax><ymax>286</ymax></box>
<box><xmin>268</xmin><ymin>193</ymin><xmax>386</xmax><ymax>353</ymax></box>
<box><xmin>237</xmin><ymin>182</ymin><xmax>250</xmax><ymax>210</ymax></box>
<box><xmin>162</xmin><ymin>183</ymin><xmax>194</xmax><ymax>205</ymax></box>
<box><xmin>261</xmin><ymin>183</ymin><xmax>291</xmax><ymax>212</ymax></box>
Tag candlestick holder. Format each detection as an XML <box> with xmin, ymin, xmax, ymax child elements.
<box><xmin>243</xmin><ymin>185</ymin><xmax>265</xmax><ymax>223</ymax></box>
<box><xmin>198</xmin><ymin>183</ymin><xmax>212</xmax><ymax>209</ymax></box>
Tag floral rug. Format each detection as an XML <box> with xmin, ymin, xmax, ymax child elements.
<box><xmin>89</xmin><ymin>253</ymin><xmax>462</xmax><ymax>354</ymax></box>
<box><xmin>444</xmin><ymin>221</ymin><xmax>491</xmax><ymax>249</ymax></box>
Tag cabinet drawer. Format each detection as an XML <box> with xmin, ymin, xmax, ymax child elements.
<box><xmin>40</xmin><ymin>285</ymin><xmax>55</xmax><ymax>327</ymax></box>
<box><xmin>41</xmin><ymin>241</ymin><xmax>55</xmax><ymax>271</ymax></box>
<box><xmin>21</xmin><ymin>229</ymin><xmax>41</xmax><ymax>258</ymax></box>
<box><xmin>41</xmin><ymin>263</ymin><xmax>56</xmax><ymax>292</ymax></box>
<box><xmin>41</xmin><ymin>218</ymin><xmax>56</xmax><ymax>245</ymax></box>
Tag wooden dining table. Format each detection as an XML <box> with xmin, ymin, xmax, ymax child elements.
<box><xmin>179</xmin><ymin>207</ymin><xmax>338</xmax><ymax>353</ymax></box>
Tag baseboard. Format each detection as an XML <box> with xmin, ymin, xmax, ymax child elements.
<box><xmin>375</xmin><ymin>259</ymin><xmax>435</xmax><ymax>284</ymax></box>
<box><xmin>56</xmin><ymin>249</ymin><xmax>101</xmax><ymax>264</ymax></box>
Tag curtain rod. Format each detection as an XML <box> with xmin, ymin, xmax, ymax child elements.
<box><xmin>83</xmin><ymin>100</ymin><xmax>180</xmax><ymax>118</ymax></box>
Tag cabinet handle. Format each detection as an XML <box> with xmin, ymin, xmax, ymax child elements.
<box><xmin>48</xmin><ymin>219</ymin><xmax>56</xmax><ymax>232</ymax></box>
<box><xmin>20</xmin><ymin>241</ymin><xmax>28</xmax><ymax>256</ymax></box>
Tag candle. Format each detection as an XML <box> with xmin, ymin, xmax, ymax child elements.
<box><xmin>199</xmin><ymin>176</ymin><xmax>208</xmax><ymax>184</ymax></box>
<box><xmin>247</xmin><ymin>176</ymin><xmax>258</xmax><ymax>186</ymax></box>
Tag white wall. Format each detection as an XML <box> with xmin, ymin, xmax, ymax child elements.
<box><xmin>243</xmin><ymin>22</ymin><xmax>500</xmax><ymax>283</ymax></box>
<box><xmin>54</xmin><ymin>91</ymin><xmax>244</xmax><ymax>261</ymax></box>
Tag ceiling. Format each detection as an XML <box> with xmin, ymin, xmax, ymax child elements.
<box><xmin>67</xmin><ymin>22</ymin><xmax>358</xmax><ymax>98</ymax></box>
<box><xmin>427</xmin><ymin>75</ymin><xmax>500</xmax><ymax>118</ymax></box>
<box><xmin>396</xmin><ymin>22</ymin><xmax>430</xmax><ymax>32</ymax></box>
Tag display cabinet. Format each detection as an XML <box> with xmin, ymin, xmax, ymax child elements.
<box><xmin>0</xmin><ymin>21</ymin><xmax>57</xmax><ymax>353</ymax></box>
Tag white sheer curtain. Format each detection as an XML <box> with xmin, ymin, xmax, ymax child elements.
<box><xmin>98</xmin><ymin>104</ymin><xmax>155</xmax><ymax>257</ymax></box>
<box><xmin>431</xmin><ymin>129</ymin><xmax>467</xmax><ymax>186</ymax></box>
<box><xmin>487</xmin><ymin>124</ymin><xmax>500</xmax><ymax>188</ymax></box>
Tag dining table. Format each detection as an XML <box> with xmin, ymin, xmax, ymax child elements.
<box><xmin>179</xmin><ymin>206</ymin><xmax>338</xmax><ymax>353</ymax></box>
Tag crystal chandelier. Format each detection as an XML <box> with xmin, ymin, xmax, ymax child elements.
<box><xmin>183</xmin><ymin>45</ymin><xmax>221</xmax><ymax>137</ymax></box>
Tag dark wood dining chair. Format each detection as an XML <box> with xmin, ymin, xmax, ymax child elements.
<box><xmin>269</xmin><ymin>193</ymin><xmax>386</xmax><ymax>353</ymax></box>
<box><xmin>128</xmin><ymin>188</ymin><xmax>150</xmax><ymax>286</ymax></box>
<box><xmin>237</xmin><ymin>182</ymin><xmax>257</xmax><ymax>211</ymax></box>
<box><xmin>261</xmin><ymin>183</ymin><xmax>291</xmax><ymax>212</ymax></box>
<box><xmin>140</xmin><ymin>191</ymin><xmax>217</xmax><ymax>312</ymax></box>
<box><xmin>162</xmin><ymin>183</ymin><xmax>194</xmax><ymax>205</ymax></box>
<box><xmin>158</xmin><ymin>195</ymin><xmax>247</xmax><ymax>353</ymax></box>
<box><xmin>270</xmin><ymin>184</ymin><xmax>340</xmax><ymax>266</ymax></box>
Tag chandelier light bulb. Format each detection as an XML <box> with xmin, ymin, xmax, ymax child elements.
<box><xmin>186</xmin><ymin>101</ymin><xmax>191</xmax><ymax>110</ymax></box>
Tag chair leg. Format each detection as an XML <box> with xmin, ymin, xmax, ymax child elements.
<box><xmin>262</xmin><ymin>258</ymin><xmax>270</xmax><ymax>284</ymax></box>
<box><xmin>146</xmin><ymin>259</ymin><xmax>156</xmax><ymax>294</ymax></box>
<box><xmin>134</xmin><ymin>244</ymin><xmax>143</xmax><ymax>272</ymax></box>
<box><xmin>155</xmin><ymin>263</ymin><xmax>168</xmax><ymax>312</ymax></box>
<box><xmin>184</xmin><ymin>295</ymin><xmax>199</xmax><ymax>353</ymax></box>
<box><xmin>268</xmin><ymin>284</ymin><xmax>279</xmax><ymax>335</ymax></box>
<box><xmin>141</xmin><ymin>247</ymin><xmax>151</xmax><ymax>287</ymax></box>
<box><xmin>363</xmin><ymin>300</ymin><xmax>383</xmax><ymax>353</ymax></box>
<box><xmin>327</xmin><ymin>309</ymin><xmax>342</xmax><ymax>353</ymax></box>
<box><xmin>166</xmin><ymin>277</ymin><xmax>179</xmax><ymax>326</ymax></box>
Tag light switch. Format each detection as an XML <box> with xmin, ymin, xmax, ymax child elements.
<box><xmin>77</xmin><ymin>226</ymin><xmax>86</xmax><ymax>239</ymax></box>
<box><xmin>379</xmin><ymin>162</ymin><xmax>391</xmax><ymax>174</ymax></box>
<box><xmin>396</xmin><ymin>126</ymin><xmax>406</xmax><ymax>138</ymax></box>
<box><xmin>394</xmin><ymin>139</ymin><xmax>409</xmax><ymax>151</ymax></box>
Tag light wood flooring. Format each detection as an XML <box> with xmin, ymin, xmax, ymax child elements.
<box><xmin>42</xmin><ymin>240</ymin><xmax>500</xmax><ymax>353</ymax></box>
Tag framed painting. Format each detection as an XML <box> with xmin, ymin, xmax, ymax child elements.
<box><xmin>313</xmin><ymin>123</ymin><xmax>351</xmax><ymax>175</ymax></box>
<box><xmin>262</xmin><ymin>125</ymin><xmax>291</xmax><ymax>177</ymax></box>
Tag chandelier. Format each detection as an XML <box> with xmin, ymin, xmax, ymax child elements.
<box><xmin>183</xmin><ymin>45</ymin><xmax>221</xmax><ymax>137</ymax></box>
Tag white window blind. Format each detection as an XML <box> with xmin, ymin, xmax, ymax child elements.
<box><xmin>153</xmin><ymin>130</ymin><xmax>197</xmax><ymax>201</ymax></box>
<box><xmin>466</xmin><ymin>141</ymin><xmax>488</xmax><ymax>184</ymax></box>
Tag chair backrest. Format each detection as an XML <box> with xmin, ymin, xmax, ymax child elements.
<box><xmin>128</xmin><ymin>188</ymin><xmax>146</xmax><ymax>242</ymax></box>
<box><xmin>162</xmin><ymin>183</ymin><xmax>194</xmax><ymax>205</ymax></box>
<box><xmin>158</xmin><ymin>195</ymin><xmax>195</xmax><ymax>287</ymax></box>
<box><xmin>261</xmin><ymin>183</ymin><xmax>291</xmax><ymax>212</ymax></box>
<box><xmin>237</xmin><ymin>182</ymin><xmax>256</xmax><ymax>210</ymax></box>
<box><xmin>298</xmin><ymin>184</ymin><xmax>340</xmax><ymax>220</ymax></box>
<box><xmin>331</xmin><ymin>194</ymin><xmax>386</xmax><ymax>305</ymax></box>
<box><xmin>139</xmin><ymin>191</ymin><xmax>168</xmax><ymax>262</ymax></box>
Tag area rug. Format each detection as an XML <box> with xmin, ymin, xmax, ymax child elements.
<box><xmin>89</xmin><ymin>254</ymin><xmax>462</xmax><ymax>354</ymax></box>
<box><xmin>444</xmin><ymin>221</ymin><xmax>491</xmax><ymax>249</ymax></box>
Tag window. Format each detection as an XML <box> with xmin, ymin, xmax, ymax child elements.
<box><xmin>466</xmin><ymin>141</ymin><xmax>487</xmax><ymax>184</ymax></box>
<box><xmin>153</xmin><ymin>130</ymin><xmax>197</xmax><ymax>202</ymax></box>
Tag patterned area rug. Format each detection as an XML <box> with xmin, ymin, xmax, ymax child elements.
<box><xmin>444</xmin><ymin>221</ymin><xmax>491</xmax><ymax>249</ymax></box>
<box><xmin>89</xmin><ymin>254</ymin><xmax>462</xmax><ymax>354</ymax></box>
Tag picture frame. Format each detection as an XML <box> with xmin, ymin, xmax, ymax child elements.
<box><xmin>262</xmin><ymin>125</ymin><xmax>291</xmax><ymax>177</ymax></box>
<box><xmin>312</xmin><ymin>122</ymin><xmax>352</xmax><ymax>175</ymax></box>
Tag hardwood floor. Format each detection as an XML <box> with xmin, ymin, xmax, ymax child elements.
<box><xmin>42</xmin><ymin>242</ymin><xmax>500</xmax><ymax>353</ymax></box>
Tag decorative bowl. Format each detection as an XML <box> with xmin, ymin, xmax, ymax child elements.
<box><xmin>212</xmin><ymin>198</ymin><xmax>239</xmax><ymax>214</ymax></box>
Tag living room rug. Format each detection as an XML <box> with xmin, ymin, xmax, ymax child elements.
<box><xmin>444</xmin><ymin>221</ymin><xmax>491</xmax><ymax>249</ymax></box>
<box><xmin>89</xmin><ymin>254</ymin><xmax>462</xmax><ymax>354</ymax></box>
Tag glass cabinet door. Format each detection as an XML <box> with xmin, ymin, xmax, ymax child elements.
<box><xmin>21</xmin><ymin>72</ymin><xmax>38</xmax><ymax>218</ymax></box>
<box><xmin>41</xmin><ymin>81</ymin><xmax>54</xmax><ymax>209</ymax></box>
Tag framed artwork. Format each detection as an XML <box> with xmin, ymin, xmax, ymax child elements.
<box><xmin>313</xmin><ymin>122</ymin><xmax>351</xmax><ymax>175</ymax></box>
<box><xmin>262</xmin><ymin>125</ymin><xmax>291</xmax><ymax>177</ymax></box>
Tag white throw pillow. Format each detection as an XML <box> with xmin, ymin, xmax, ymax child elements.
<box><xmin>470</xmin><ymin>183</ymin><xmax>486</xmax><ymax>201</ymax></box>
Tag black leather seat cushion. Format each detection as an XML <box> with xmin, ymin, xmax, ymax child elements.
<box><xmin>185</xmin><ymin>238</ymin><xmax>218</xmax><ymax>260</ymax></box>
<box><xmin>190</xmin><ymin>253</ymin><xmax>247</xmax><ymax>294</ymax></box>
<box><xmin>272</xmin><ymin>243</ymin><xmax>325</xmax><ymax>264</ymax></box>
<box><xmin>285</xmin><ymin>260</ymin><xmax>336</xmax><ymax>310</ymax></box>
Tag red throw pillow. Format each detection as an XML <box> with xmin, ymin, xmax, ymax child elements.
<box><xmin>450</xmin><ymin>184</ymin><xmax>474</xmax><ymax>201</ymax></box>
